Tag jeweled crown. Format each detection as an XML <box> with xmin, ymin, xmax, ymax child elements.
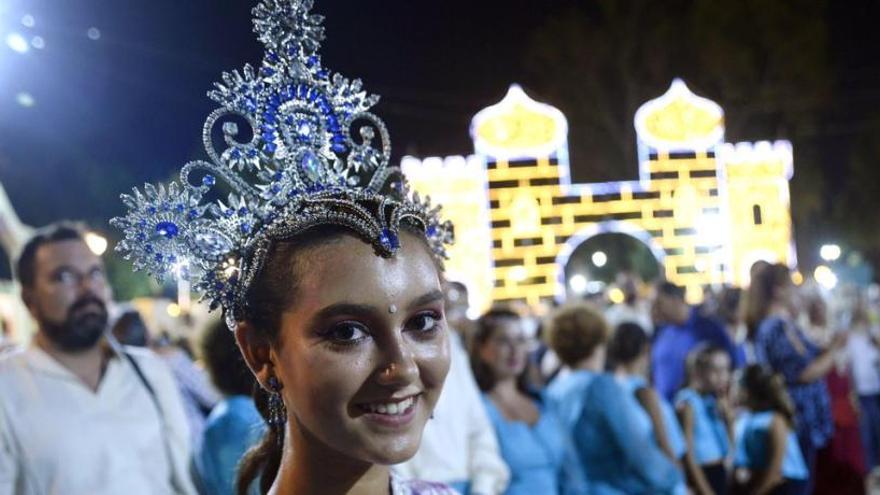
<box><xmin>111</xmin><ymin>0</ymin><xmax>453</xmax><ymax>321</ymax></box>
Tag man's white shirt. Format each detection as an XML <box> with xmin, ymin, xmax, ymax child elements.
<box><xmin>0</xmin><ymin>344</ymin><xmax>196</xmax><ymax>495</ymax></box>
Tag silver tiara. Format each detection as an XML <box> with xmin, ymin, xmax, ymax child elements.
<box><xmin>111</xmin><ymin>0</ymin><xmax>453</xmax><ymax>321</ymax></box>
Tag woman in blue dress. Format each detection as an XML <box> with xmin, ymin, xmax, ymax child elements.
<box><xmin>732</xmin><ymin>365</ymin><xmax>808</xmax><ymax>495</ymax></box>
<box><xmin>471</xmin><ymin>308</ymin><xmax>585</xmax><ymax>495</ymax></box>
<box><xmin>607</xmin><ymin>322</ymin><xmax>687</xmax><ymax>494</ymax></box>
<box><xmin>744</xmin><ymin>263</ymin><xmax>845</xmax><ymax>490</ymax></box>
<box><xmin>544</xmin><ymin>304</ymin><xmax>682</xmax><ymax>494</ymax></box>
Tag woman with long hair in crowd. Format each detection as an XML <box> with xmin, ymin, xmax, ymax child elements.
<box><xmin>732</xmin><ymin>365</ymin><xmax>808</xmax><ymax>495</ymax></box>
<box><xmin>471</xmin><ymin>308</ymin><xmax>585</xmax><ymax>494</ymax></box>
<box><xmin>744</xmin><ymin>263</ymin><xmax>845</xmax><ymax>490</ymax></box>
<box><xmin>545</xmin><ymin>303</ymin><xmax>682</xmax><ymax>494</ymax></box>
<box><xmin>607</xmin><ymin>322</ymin><xmax>687</xmax><ymax>494</ymax></box>
<box><xmin>676</xmin><ymin>344</ymin><xmax>733</xmax><ymax>495</ymax></box>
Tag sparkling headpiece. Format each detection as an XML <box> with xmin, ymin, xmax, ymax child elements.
<box><xmin>111</xmin><ymin>0</ymin><xmax>453</xmax><ymax>321</ymax></box>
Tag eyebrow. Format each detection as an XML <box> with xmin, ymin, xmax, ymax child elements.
<box><xmin>308</xmin><ymin>289</ymin><xmax>445</xmax><ymax>326</ymax></box>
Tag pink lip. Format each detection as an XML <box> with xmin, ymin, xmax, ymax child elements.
<box><xmin>358</xmin><ymin>395</ymin><xmax>420</xmax><ymax>429</ymax></box>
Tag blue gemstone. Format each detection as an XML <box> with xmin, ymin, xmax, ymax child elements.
<box><xmin>205</xmin><ymin>271</ymin><xmax>215</xmax><ymax>281</ymax></box>
<box><xmin>263</xmin><ymin>112</ymin><xmax>276</xmax><ymax>123</ymax></box>
<box><xmin>317</xmin><ymin>70</ymin><xmax>328</xmax><ymax>79</ymax></box>
<box><xmin>224</xmin><ymin>209</ymin><xmax>235</xmax><ymax>218</ymax></box>
<box><xmin>296</xmin><ymin>85</ymin><xmax>307</xmax><ymax>98</ymax></box>
<box><xmin>247</xmin><ymin>148</ymin><xmax>258</xmax><ymax>157</ymax></box>
<box><xmin>147</xmin><ymin>206</ymin><xmax>157</xmax><ymax>214</ymax></box>
<box><xmin>262</xmin><ymin>132</ymin><xmax>275</xmax><ymax>143</ymax></box>
<box><xmin>331</xmin><ymin>143</ymin><xmax>346</xmax><ymax>153</ymax></box>
<box><xmin>145</xmin><ymin>244</ymin><xmax>154</xmax><ymax>254</ymax></box>
<box><xmin>240</xmin><ymin>223</ymin><xmax>251</xmax><ymax>233</ymax></box>
<box><xmin>202</xmin><ymin>175</ymin><xmax>216</xmax><ymax>187</ymax></box>
<box><xmin>237</xmin><ymin>207</ymin><xmax>248</xmax><ymax>216</ymax></box>
<box><xmin>265</xmin><ymin>142</ymin><xmax>277</xmax><ymax>153</ymax></box>
<box><xmin>155</xmin><ymin>221</ymin><xmax>179</xmax><ymax>239</ymax></box>
<box><xmin>267</xmin><ymin>51</ymin><xmax>279</xmax><ymax>62</ymax></box>
<box><xmin>231</xmin><ymin>148</ymin><xmax>242</xmax><ymax>159</ymax></box>
<box><xmin>379</xmin><ymin>230</ymin><xmax>391</xmax><ymax>249</ymax></box>
<box><xmin>285</xmin><ymin>115</ymin><xmax>294</xmax><ymax>125</ymax></box>
<box><xmin>175</xmin><ymin>204</ymin><xmax>184</xmax><ymax>213</ymax></box>
<box><xmin>136</xmin><ymin>233</ymin><xmax>146</xmax><ymax>242</ymax></box>
<box><xmin>138</xmin><ymin>219</ymin><xmax>147</xmax><ymax>228</ymax></box>
<box><xmin>155</xmin><ymin>253</ymin><xmax>163</xmax><ymax>262</ymax></box>
<box><xmin>168</xmin><ymin>255</ymin><xmax>177</xmax><ymax>264</ymax></box>
<box><xmin>214</xmin><ymin>281</ymin><xmax>225</xmax><ymax>291</ymax></box>
<box><xmin>307</xmin><ymin>89</ymin><xmax>318</xmax><ymax>102</ymax></box>
<box><xmin>307</xmin><ymin>55</ymin><xmax>318</xmax><ymax>67</ymax></box>
<box><xmin>300</xmin><ymin>151</ymin><xmax>321</xmax><ymax>181</ymax></box>
<box><xmin>188</xmin><ymin>209</ymin><xmax>199</xmax><ymax>219</ymax></box>
<box><xmin>261</xmin><ymin>67</ymin><xmax>275</xmax><ymax>76</ymax></box>
<box><xmin>427</xmin><ymin>225</ymin><xmax>438</xmax><ymax>237</ymax></box>
<box><xmin>270</xmin><ymin>184</ymin><xmax>282</xmax><ymax>194</ymax></box>
<box><xmin>273</xmin><ymin>171</ymin><xmax>283</xmax><ymax>181</ymax></box>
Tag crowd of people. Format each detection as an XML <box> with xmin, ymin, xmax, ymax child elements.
<box><xmin>1</xmin><ymin>222</ymin><xmax>879</xmax><ymax>495</ymax></box>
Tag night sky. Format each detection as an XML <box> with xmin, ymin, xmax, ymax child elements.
<box><xmin>0</xmin><ymin>0</ymin><xmax>878</xmax><ymax>276</ymax></box>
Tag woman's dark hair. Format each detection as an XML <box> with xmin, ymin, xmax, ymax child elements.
<box><xmin>738</xmin><ymin>364</ymin><xmax>796</xmax><ymax>428</ymax></box>
<box><xmin>743</xmin><ymin>263</ymin><xmax>791</xmax><ymax>340</ymax></box>
<box><xmin>469</xmin><ymin>308</ymin><xmax>534</xmax><ymax>396</ymax></box>
<box><xmin>544</xmin><ymin>303</ymin><xmax>608</xmax><ymax>367</ymax></box>
<box><xmin>606</xmin><ymin>322</ymin><xmax>650</xmax><ymax>369</ymax></box>
<box><xmin>715</xmin><ymin>286</ymin><xmax>742</xmax><ymax>327</ymax></box>
<box><xmin>112</xmin><ymin>310</ymin><xmax>149</xmax><ymax>347</ymax></box>
<box><xmin>236</xmin><ymin>224</ymin><xmax>436</xmax><ymax>495</ymax></box>
<box><xmin>201</xmin><ymin>317</ymin><xmax>257</xmax><ymax>397</ymax></box>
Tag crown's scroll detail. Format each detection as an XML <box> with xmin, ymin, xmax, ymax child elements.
<box><xmin>111</xmin><ymin>0</ymin><xmax>453</xmax><ymax>321</ymax></box>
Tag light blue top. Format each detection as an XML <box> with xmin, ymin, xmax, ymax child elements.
<box><xmin>544</xmin><ymin>369</ymin><xmax>598</xmax><ymax>434</ymax></box>
<box><xmin>571</xmin><ymin>373</ymin><xmax>682</xmax><ymax>494</ymax></box>
<box><xmin>674</xmin><ymin>388</ymin><xmax>729</xmax><ymax>464</ymax></box>
<box><xmin>734</xmin><ymin>411</ymin><xmax>808</xmax><ymax>480</ymax></box>
<box><xmin>482</xmin><ymin>394</ymin><xmax>586</xmax><ymax>495</ymax></box>
<box><xmin>195</xmin><ymin>395</ymin><xmax>266</xmax><ymax>495</ymax></box>
<box><xmin>620</xmin><ymin>376</ymin><xmax>687</xmax><ymax>459</ymax></box>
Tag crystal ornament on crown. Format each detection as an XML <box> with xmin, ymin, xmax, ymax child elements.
<box><xmin>111</xmin><ymin>0</ymin><xmax>453</xmax><ymax>322</ymax></box>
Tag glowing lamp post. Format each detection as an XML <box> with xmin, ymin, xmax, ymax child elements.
<box><xmin>819</xmin><ymin>244</ymin><xmax>841</xmax><ymax>262</ymax></box>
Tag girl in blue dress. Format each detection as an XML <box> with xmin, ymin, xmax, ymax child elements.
<box><xmin>471</xmin><ymin>308</ymin><xmax>585</xmax><ymax>495</ymax></box>
<box><xmin>676</xmin><ymin>344</ymin><xmax>734</xmax><ymax>495</ymax></box>
<box><xmin>732</xmin><ymin>365</ymin><xmax>808</xmax><ymax>495</ymax></box>
<box><xmin>607</xmin><ymin>322</ymin><xmax>687</xmax><ymax>494</ymax></box>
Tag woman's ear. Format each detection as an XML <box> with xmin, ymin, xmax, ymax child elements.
<box><xmin>234</xmin><ymin>320</ymin><xmax>274</xmax><ymax>391</ymax></box>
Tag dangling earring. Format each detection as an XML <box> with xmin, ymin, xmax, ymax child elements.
<box><xmin>267</xmin><ymin>376</ymin><xmax>287</xmax><ymax>433</ymax></box>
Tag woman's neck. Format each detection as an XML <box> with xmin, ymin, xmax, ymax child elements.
<box><xmin>490</xmin><ymin>377</ymin><xmax>520</xmax><ymax>400</ymax></box>
<box><xmin>574</xmin><ymin>352</ymin><xmax>604</xmax><ymax>372</ymax></box>
<box><xmin>272</xmin><ymin>420</ymin><xmax>390</xmax><ymax>495</ymax></box>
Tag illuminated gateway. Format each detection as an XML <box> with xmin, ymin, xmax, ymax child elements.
<box><xmin>403</xmin><ymin>80</ymin><xmax>795</xmax><ymax>311</ymax></box>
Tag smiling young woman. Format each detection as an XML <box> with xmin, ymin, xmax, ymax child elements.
<box><xmin>234</xmin><ymin>227</ymin><xmax>454</xmax><ymax>495</ymax></box>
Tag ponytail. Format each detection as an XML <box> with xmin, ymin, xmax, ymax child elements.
<box><xmin>740</xmin><ymin>364</ymin><xmax>796</xmax><ymax>428</ymax></box>
<box><xmin>237</xmin><ymin>385</ymin><xmax>285</xmax><ymax>495</ymax></box>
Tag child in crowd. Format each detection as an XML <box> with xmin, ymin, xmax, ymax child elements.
<box><xmin>732</xmin><ymin>365</ymin><xmax>808</xmax><ymax>495</ymax></box>
<box><xmin>676</xmin><ymin>344</ymin><xmax>733</xmax><ymax>495</ymax></box>
<box><xmin>607</xmin><ymin>322</ymin><xmax>687</xmax><ymax>495</ymax></box>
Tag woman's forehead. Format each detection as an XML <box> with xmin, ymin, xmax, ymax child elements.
<box><xmin>293</xmin><ymin>234</ymin><xmax>440</xmax><ymax>310</ymax></box>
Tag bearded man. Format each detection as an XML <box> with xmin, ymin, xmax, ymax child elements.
<box><xmin>0</xmin><ymin>222</ymin><xmax>196</xmax><ymax>494</ymax></box>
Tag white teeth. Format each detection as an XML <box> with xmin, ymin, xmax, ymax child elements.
<box><xmin>366</xmin><ymin>397</ymin><xmax>415</xmax><ymax>415</ymax></box>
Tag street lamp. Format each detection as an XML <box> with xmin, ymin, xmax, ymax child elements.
<box><xmin>813</xmin><ymin>265</ymin><xmax>838</xmax><ymax>290</ymax></box>
<box><xmin>84</xmin><ymin>232</ymin><xmax>108</xmax><ymax>256</ymax></box>
<box><xmin>569</xmin><ymin>274</ymin><xmax>588</xmax><ymax>294</ymax></box>
<box><xmin>820</xmin><ymin>244</ymin><xmax>841</xmax><ymax>262</ymax></box>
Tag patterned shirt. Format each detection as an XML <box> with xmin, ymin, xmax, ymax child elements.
<box><xmin>754</xmin><ymin>316</ymin><xmax>833</xmax><ymax>449</ymax></box>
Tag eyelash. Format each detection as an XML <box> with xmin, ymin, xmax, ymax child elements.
<box><xmin>321</xmin><ymin>310</ymin><xmax>443</xmax><ymax>348</ymax></box>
